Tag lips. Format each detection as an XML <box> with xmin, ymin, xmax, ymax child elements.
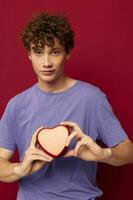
<box><xmin>41</xmin><ymin>70</ymin><xmax>55</xmax><ymax>75</ymax></box>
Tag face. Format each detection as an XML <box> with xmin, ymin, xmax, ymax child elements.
<box><xmin>28</xmin><ymin>39</ymin><xmax>70</xmax><ymax>86</ymax></box>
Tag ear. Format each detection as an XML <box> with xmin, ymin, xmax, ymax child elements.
<box><xmin>28</xmin><ymin>52</ymin><xmax>31</xmax><ymax>60</ymax></box>
<box><xmin>66</xmin><ymin>51</ymin><xmax>71</xmax><ymax>60</ymax></box>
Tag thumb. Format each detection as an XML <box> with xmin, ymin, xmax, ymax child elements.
<box><xmin>64</xmin><ymin>149</ymin><xmax>75</xmax><ymax>157</ymax></box>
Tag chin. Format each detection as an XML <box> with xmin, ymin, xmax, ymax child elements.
<box><xmin>39</xmin><ymin>73</ymin><xmax>61</xmax><ymax>85</ymax></box>
<box><xmin>42</xmin><ymin>77</ymin><xmax>57</xmax><ymax>84</ymax></box>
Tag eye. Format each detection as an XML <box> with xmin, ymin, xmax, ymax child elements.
<box><xmin>33</xmin><ymin>48</ymin><xmax>43</xmax><ymax>56</ymax></box>
<box><xmin>36</xmin><ymin>51</ymin><xmax>43</xmax><ymax>56</ymax></box>
<box><xmin>50</xmin><ymin>50</ymin><xmax>61</xmax><ymax>56</ymax></box>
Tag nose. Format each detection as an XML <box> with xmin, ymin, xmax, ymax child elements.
<box><xmin>42</xmin><ymin>54</ymin><xmax>52</xmax><ymax>68</ymax></box>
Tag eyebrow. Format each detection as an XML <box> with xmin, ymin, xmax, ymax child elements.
<box><xmin>30</xmin><ymin>46</ymin><xmax>63</xmax><ymax>52</ymax></box>
<box><xmin>50</xmin><ymin>47</ymin><xmax>62</xmax><ymax>50</ymax></box>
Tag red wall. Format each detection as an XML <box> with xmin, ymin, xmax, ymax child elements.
<box><xmin>0</xmin><ymin>0</ymin><xmax>133</xmax><ymax>199</ymax></box>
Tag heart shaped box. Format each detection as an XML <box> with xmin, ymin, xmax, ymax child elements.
<box><xmin>36</xmin><ymin>125</ymin><xmax>72</xmax><ymax>158</ymax></box>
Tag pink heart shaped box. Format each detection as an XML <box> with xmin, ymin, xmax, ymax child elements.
<box><xmin>36</xmin><ymin>125</ymin><xmax>72</xmax><ymax>157</ymax></box>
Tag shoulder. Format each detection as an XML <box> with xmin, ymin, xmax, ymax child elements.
<box><xmin>76</xmin><ymin>80</ymin><xmax>106</xmax><ymax>102</ymax></box>
<box><xmin>7</xmin><ymin>84</ymin><xmax>36</xmax><ymax>109</ymax></box>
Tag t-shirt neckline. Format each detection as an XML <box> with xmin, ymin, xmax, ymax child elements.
<box><xmin>34</xmin><ymin>80</ymin><xmax>80</xmax><ymax>96</ymax></box>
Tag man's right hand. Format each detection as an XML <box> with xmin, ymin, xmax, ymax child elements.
<box><xmin>14</xmin><ymin>127</ymin><xmax>53</xmax><ymax>178</ymax></box>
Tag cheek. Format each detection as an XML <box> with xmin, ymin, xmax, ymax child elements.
<box><xmin>32</xmin><ymin>63</ymin><xmax>40</xmax><ymax>74</ymax></box>
<box><xmin>31</xmin><ymin>60</ymin><xmax>40</xmax><ymax>69</ymax></box>
<box><xmin>55</xmin><ymin>58</ymin><xmax>67</xmax><ymax>69</ymax></box>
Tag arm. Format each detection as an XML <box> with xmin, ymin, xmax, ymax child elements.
<box><xmin>102</xmin><ymin>139</ymin><xmax>133</xmax><ymax>166</ymax></box>
<box><xmin>61</xmin><ymin>121</ymin><xmax>133</xmax><ymax>166</ymax></box>
<box><xmin>0</xmin><ymin>127</ymin><xmax>53</xmax><ymax>183</ymax></box>
<box><xmin>0</xmin><ymin>148</ymin><xmax>20</xmax><ymax>182</ymax></box>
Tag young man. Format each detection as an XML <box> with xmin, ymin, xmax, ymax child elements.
<box><xmin>0</xmin><ymin>12</ymin><xmax>133</xmax><ymax>200</ymax></box>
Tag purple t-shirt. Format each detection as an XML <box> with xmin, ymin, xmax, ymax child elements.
<box><xmin>0</xmin><ymin>80</ymin><xmax>128</xmax><ymax>200</ymax></box>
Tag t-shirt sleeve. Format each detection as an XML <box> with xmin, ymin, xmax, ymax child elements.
<box><xmin>0</xmin><ymin>100</ymin><xmax>17</xmax><ymax>151</ymax></box>
<box><xmin>96</xmin><ymin>96</ymin><xmax>128</xmax><ymax>147</ymax></box>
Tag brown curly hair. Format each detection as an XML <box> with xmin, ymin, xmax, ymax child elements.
<box><xmin>21</xmin><ymin>12</ymin><xmax>74</xmax><ymax>53</ymax></box>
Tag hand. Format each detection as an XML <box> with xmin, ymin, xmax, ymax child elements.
<box><xmin>14</xmin><ymin>127</ymin><xmax>53</xmax><ymax>177</ymax></box>
<box><xmin>61</xmin><ymin>121</ymin><xmax>112</xmax><ymax>162</ymax></box>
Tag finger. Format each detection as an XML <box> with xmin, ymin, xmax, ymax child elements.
<box><xmin>60</xmin><ymin>121</ymin><xmax>78</xmax><ymax>128</ymax></box>
<box><xmin>60</xmin><ymin>121</ymin><xmax>83</xmax><ymax>133</ymax></box>
<box><xmin>65</xmin><ymin>131</ymin><xmax>82</xmax><ymax>146</ymax></box>
<box><xmin>30</xmin><ymin>154</ymin><xmax>53</xmax><ymax>162</ymax></box>
<box><xmin>63</xmin><ymin>149</ymin><xmax>75</xmax><ymax>157</ymax></box>
<box><xmin>27</xmin><ymin>149</ymin><xmax>53</xmax><ymax>161</ymax></box>
<box><xmin>27</xmin><ymin>147</ymin><xmax>54</xmax><ymax>161</ymax></box>
<box><xmin>31</xmin><ymin>148</ymin><xmax>53</xmax><ymax>160</ymax></box>
<box><xmin>30</xmin><ymin>126</ymin><xmax>44</xmax><ymax>147</ymax></box>
<box><xmin>74</xmin><ymin>141</ymin><xmax>85</xmax><ymax>156</ymax></box>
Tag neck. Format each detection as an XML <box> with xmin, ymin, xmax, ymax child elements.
<box><xmin>38</xmin><ymin>76</ymin><xmax>76</xmax><ymax>93</ymax></box>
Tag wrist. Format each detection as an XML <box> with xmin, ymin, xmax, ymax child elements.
<box><xmin>100</xmin><ymin>148</ymin><xmax>112</xmax><ymax>163</ymax></box>
<box><xmin>13</xmin><ymin>164</ymin><xmax>24</xmax><ymax>178</ymax></box>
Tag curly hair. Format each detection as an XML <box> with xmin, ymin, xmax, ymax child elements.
<box><xmin>21</xmin><ymin>12</ymin><xmax>74</xmax><ymax>53</ymax></box>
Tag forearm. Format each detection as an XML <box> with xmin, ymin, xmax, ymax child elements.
<box><xmin>0</xmin><ymin>159</ymin><xmax>49</xmax><ymax>183</ymax></box>
<box><xmin>101</xmin><ymin>139</ymin><xmax>133</xmax><ymax>166</ymax></box>
<box><xmin>0</xmin><ymin>159</ymin><xmax>21</xmax><ymax>183</ymax></box>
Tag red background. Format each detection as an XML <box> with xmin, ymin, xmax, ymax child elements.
<box><xmin>0</xmin><ymin>0</ymin><xmax>133</xmax><ymax>199</ymax></box>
